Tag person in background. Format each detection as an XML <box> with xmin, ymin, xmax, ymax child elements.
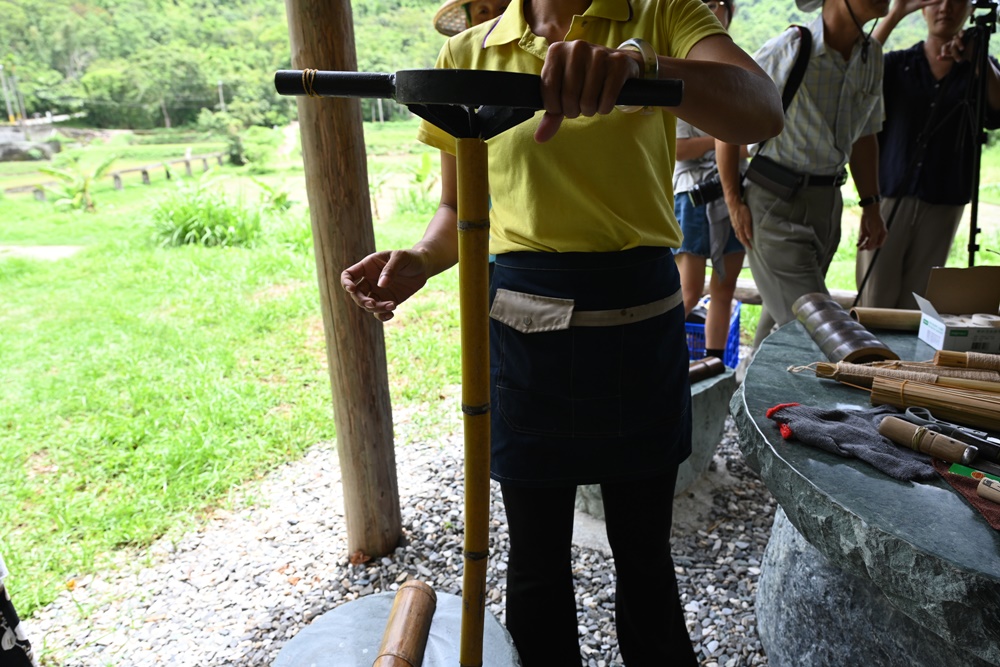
<box><xmin>855</xmin><ymin>0</ymin><xmax>1000</xmax><ymax>309</ymax></box>
<box><xmin>717</xmin><ymin>0</ymin><xmax>889</xmax><ymax>349</ymax></box>
<box><xmin>342</xmin><ymin>0</ymin><xmax>783</xmax><ymax>663</ymax></box>
<box><xmin>673</xmin><ymin>0</ymin><xmax>745</xmax><ymax>362</ymax></box>
<box><xmin>434</xmin><ymin>0</ymin><xmax>512</xmax><ymax>36</ymax></box>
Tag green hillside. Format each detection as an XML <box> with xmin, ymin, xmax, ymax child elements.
<box><xmin>0</xmin><ymin>0</ymin><xmax>990</xmax><ymax>129</ymax></box>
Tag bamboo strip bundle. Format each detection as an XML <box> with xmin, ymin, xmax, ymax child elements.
<box><xmin>870</xmin><ymin>376</ymin><xmax>1000</xmax><ymax>432</ymax></box>
<box><xmin>869</xmin><ymin>360</ymin><xmax>1000</xmax><ymax>381</ymax></box>
<box><xmin>934</xmin><ymin>350</ymin><xmax>1000</xmax><ymax>372</ymax></box>
<box><xmin>816</xmin><ymin>361</ymin><xmax>1000</xmax><ymax>393</ymax></box>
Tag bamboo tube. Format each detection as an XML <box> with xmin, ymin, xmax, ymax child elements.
<box><xmin>934</xmin><ymin>350</ymin><xmax>1000</xmax><ymax>371</ymax></box>
<box><xmin>456</xmin><ymin>137</ymin><xmax>490</xmax><ymax>667</ymax></box>
<box><xmin>870</xmin><ymin>376</ymin><xmax>1000</xmax><ymax>433</ymax></box>
<box><xmin>689</xmin><ymin>356</ymin><xmax>725</xmax><ymax>384</ymax></box>
<box><xmin>849</xmin><ymin>307</ymin><xmax>922</xmax><ymax>331</ymax></box>
<box><xmin>792</xmin><ymin>292</ymin><xmax>842</xmax><ymax>325</ymax></box>
<box><xmin>815</xmin><ymin>361</ymin><xmax>1000</xmax><ymax>393</ymax></box>
<box><xmin>373</xmin><ymin>581</ymin><xmax>438</xmax><ymax>667</ymax></box>
<box><xmin>877</xmin><ymin>416</ymin><xmax>978</xmax><ymax>465</ymax></box>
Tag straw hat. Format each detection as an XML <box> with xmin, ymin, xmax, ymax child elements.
<box><xmin>434</xmin><ymin>0</ymin><xmax>471</xmax><ymax>36</ymax></box>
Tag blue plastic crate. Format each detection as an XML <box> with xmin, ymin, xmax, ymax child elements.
<box><xmin>685</xmin><ymin>299</ymin><xmax>741</xmax><ymax>369</ymax></box>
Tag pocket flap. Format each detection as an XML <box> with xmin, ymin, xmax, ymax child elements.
<box><xmin>490</xmin><ymin>288</ymin><xmax>575</xmax><ymax>334</ymax></box>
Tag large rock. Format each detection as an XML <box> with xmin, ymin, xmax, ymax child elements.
<box><xmin>576</xmin><ymin>368</ymin><xmax>737</xmax><ymax>519</ymax></box>
<box><xmin>758</xmin><ymin>508</ymin><xmax>995</xmax><ymax>667</ymax></box>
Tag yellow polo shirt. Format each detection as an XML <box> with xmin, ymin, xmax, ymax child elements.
<box><xmin>416</xmin><ymin>0</ymin><xmax>724</xmax><ymax>254</ymax></box>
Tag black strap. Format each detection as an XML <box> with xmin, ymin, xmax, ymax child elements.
<box><xmin>755</xmin><ymin>25</ymin><xmax>812</xmax><ymax>155</ymax></box>
<box><xmin>783</xmin><ymin>25</ymin><xmax>812</xmax><ymax>112</ymax></box>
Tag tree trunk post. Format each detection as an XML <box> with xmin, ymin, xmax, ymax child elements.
<box><xmin>283</xmin><ymin>0</ymin><xmax>401</xmax><ymax>558</ymax></box>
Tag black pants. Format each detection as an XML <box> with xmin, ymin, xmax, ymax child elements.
<box><xmin>500</xmin><ymin>468</ymin><xmax>697</xmax><ymax>667</ymax></box>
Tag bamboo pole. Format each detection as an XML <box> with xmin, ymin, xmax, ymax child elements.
<box><xmin>934</xmin><ymin>350</ymin><xmax>1000</xmax><ymax>371</ymax></box>
<box><xmin>456</xmin><ymin>137</ymin><xmax>491</xmax><ymax>667</ymax></box>
<box><xmin>283</xmin><ymin>0</ymin><xmax>401</xmax><ymax>558</ymax></box>
<box><xmin>848</xmin><ymin>307</ymin><xmax>921</xmax><ymax>331</ymax></box>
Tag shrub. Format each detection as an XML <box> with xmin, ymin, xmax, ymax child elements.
<box><xmin>152</xmin><ymin>178</ymin><xmax>262</xmax><ymax>248</ymax></box>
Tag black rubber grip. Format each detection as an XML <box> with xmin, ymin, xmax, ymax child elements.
<box><xmin>275</xmin><ymin>69</ymin><xmax>683</xmax><ymax>109</ymax></box>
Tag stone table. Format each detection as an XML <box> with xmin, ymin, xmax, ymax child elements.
<box><xmin>730</xmin><ymin>322</ymin><xmax>1000</xmax><ymax>667</ymax></box>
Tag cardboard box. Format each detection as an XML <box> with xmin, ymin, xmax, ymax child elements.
<box><xmin>913</xmin><ymin>266</ymin><xmax>1000</xmax><ymax>353</ymax></box>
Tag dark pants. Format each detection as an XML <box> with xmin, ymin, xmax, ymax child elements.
<box><xmin>500</xmin><ymin>467</ymin><xmax>697</xmax><ymax>667</ymax></box>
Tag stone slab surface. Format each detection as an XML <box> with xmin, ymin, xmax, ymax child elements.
<box><xmin>272</xmin><ymin>591</ymin><xmax>520</xmax><ymax>666</ymax></box>
<box><xmin>732</xmin><ymin>323</ymin><xmax>1000</xmax><ymax>665</ymax></box>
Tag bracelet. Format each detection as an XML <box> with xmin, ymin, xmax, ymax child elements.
<box><xmin>858</xmin><ymin>194</ymin><xmax>882</xmax><ymax>207</ymax></box>
<box><xmin>616</xmin><ymin>38</ymin><xmax>659</xmax><ymax>114</ymax></box>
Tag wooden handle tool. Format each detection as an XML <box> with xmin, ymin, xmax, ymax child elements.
<box><xmin>978</xmin><ymin>477</ymin><xmax>1000</xmax><ymax>505</ymax></box>
<box><xmin>879</xmin><ymin>416</ymin><xmax>979</xmax><ymax>465</ymax></box>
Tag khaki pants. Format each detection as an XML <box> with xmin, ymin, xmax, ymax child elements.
<box><xmin>744</xmin><ymin>182</ymin><xmax>844</xmax><ymax>344</ymax></box>
<box><xmin>856</xmin><ymin>196</ymin><xmax>964</xmax><ymax>309</ymax></box>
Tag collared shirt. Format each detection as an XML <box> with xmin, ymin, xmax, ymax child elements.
<box><xmin>416</xmin><ymin>0</ymin><xmax>725</xmax><ymax>254</ymax></box>
<box><xmin>674</xmin><ymin>119</ymin><xmax>748</xmax><ymax>192</ymax></box>
<box><xmin>752</xmin><ymin>14</ymin><xmax>884</xmax><ymax>175</ymax></box>
<box><xmin>879</xmin><ymin>41</ymin><xmax>1000</xmax><ymax>205</ymax></box>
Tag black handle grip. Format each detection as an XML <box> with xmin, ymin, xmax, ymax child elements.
<box><xmin>275</xmin><ymin>69</ymin><xmax>683</xmax><ymax>109</ymax></box>
<box><xmin>275</xmin><ymin>70</ymin><xmax>396</xmax><ymax>99</ymax></box>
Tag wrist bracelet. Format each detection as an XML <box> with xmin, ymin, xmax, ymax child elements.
<box><xmin>616</xmin><ymin>38</ymin><xmax>659</xmax><ymax>114</ymax></box>
<box><xmin>858</xmin><ymin>194</ymin><xmax>882</xmax><ymax>208</ymax></box>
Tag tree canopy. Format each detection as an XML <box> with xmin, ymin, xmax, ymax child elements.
<box><xmin>0</xmin><ymin>0</ymin><xmax>959</xmax><ymax>129</ymax></box>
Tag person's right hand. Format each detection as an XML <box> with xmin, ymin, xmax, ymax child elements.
<box><xmin>729</xmin><ymin>201</ymin><xmax>754</xmax><ymax>250</ymax></box>
<box><xmin>341</xmin><ymin>249</ymin><xmax>430</xmax><ymax>322</ymax></box>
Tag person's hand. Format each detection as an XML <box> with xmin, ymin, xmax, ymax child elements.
<box><xmin>341</xmin><ymin>250</ymin><xmax>430</xmax><ymax>322</ymax></box>
<box><xmin>857</xmin><ymin>208</ymin><xmax>887</xmax><ymax>250</ymax></box>
<box><xmin>940</xmin><ymin>30</ymin><xmax>972</xmax><ymax>63</ymax></box>
<box><xmin>889</xmin><ymin>0</ymin><xmax>937</xmax><ymax>20</ymax></box>
<box><xmin>729</xmin><ymin>200</ymin><xmax>754</xmax><ymax>250</ymax></box>
<box><xmin>535</xmin><ymin>40</ymin><xmax>643</xmax><ymax>143</ymax></box>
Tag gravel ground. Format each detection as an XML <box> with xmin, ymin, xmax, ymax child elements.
<box><xmin>25</xmin><ymin>390</ymin><xmax>777</xmax><ymax>667</ymax></box>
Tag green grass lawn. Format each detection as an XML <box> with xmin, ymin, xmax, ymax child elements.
<box><xmin>0</xmin><ymin>138</ymin><xmax>460</xmax><ymax>620</ymax></box>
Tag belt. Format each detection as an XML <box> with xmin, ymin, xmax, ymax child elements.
<box><xmin>802</xmin><ymin>171</ymin><xmax>848</xmax><ymax>187</ymax></box>
<box><xmin>570</xmin><ymin>288</ymin><xmax>683</xmax><ymax>327</ymax></box>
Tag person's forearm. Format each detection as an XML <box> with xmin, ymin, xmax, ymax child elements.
<box><xmin>849</xmin><ymin>133</ymin><xmax>880</xmax><ymax>202</ymax></box>
<box><xmin>657</xmin><ymin>36</ymin><xmax>783</xmax><ymax>146</ymax></box>
<box><xmin>872</xmin><ymin>8</ymin><xmax>903</xmax><ymax>46</ymax></box>
<box><xmin>716</xmin><ymin>139</ymin><xmax>743</xmax><ymax>208</ymax></box>
<box><xmin>676</xmin><ymin>136</ymin><xmax>716</xmax><ymax>162</ymax></box>
<box><xmin>411</xmin><ymin>151</ymin><xmax>460</xmax><ymax>278</ymax></box>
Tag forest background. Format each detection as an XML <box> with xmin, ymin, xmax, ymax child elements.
<box><xmin>1</xmin><ymin>0</ymin><xmax>953</xmax><ymax>132</ymax></box>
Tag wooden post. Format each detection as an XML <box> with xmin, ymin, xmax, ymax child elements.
<box><xmin>141</xmin><ymin>169</ymin><xmax>150</xmax><ymax>185</ymax></box>
<box><xmin>113</xmin><ymin>173</ymin><xmax>123</xmax><ymax>190</ymax></box>
<box><xmin>184</xmin><ymin>160</ymin><xmax>193</xmax><ymax>177</ymax></box>
<box><xmin>283</xmin><ymin>0</ymin><xmax>401</xmax><ymax>557</ymax></box>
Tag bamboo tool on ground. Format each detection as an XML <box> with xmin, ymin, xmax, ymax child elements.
<box><xmin>849</xmin><ymin>307</ymin><xmax>922</xmax><ymax>331</ymax></box>
<box><xmin>792</xmin><ymin>292</ymin><xmax>899</xmax><ymax>363</ymax></box>
<box><xmin>373</xmin><ymin>581</ymin><xmax>437</xmax><ymax>667</ymax></box>
<box><xmin>934</xmin><ymin>350</ymin><xmax>1000</xmax><ymax>371</ymax></box>
<box><xmin>870</xmin><ymin>376</ymin><xmax>1000</xmax><ymax>434</ymax></box>
<box><xmin>689</xmin><ymin>356</ymin><xmax>726</xmax><ymax>384</ymax></box>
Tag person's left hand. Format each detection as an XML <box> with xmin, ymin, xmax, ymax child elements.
<box><xmin>535</xmin><ymin>40</ymin><xmax>644</xmax><ymax>143</ymax></box>
<box><xmin>858</xmin><ymin>207</ymin><xmax>887</xmax><ymax>250</ymax></box>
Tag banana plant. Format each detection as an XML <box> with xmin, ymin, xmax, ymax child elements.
<box><xmin>38</xmin><ymin>154</ymin><xmax>118</xmax><ymax>212</ymax></box>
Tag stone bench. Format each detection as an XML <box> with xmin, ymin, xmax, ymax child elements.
<box><xmin>732</xmin><ymin>323</ymin><xmax>1000</xmax><ymax>667</ymax></box>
